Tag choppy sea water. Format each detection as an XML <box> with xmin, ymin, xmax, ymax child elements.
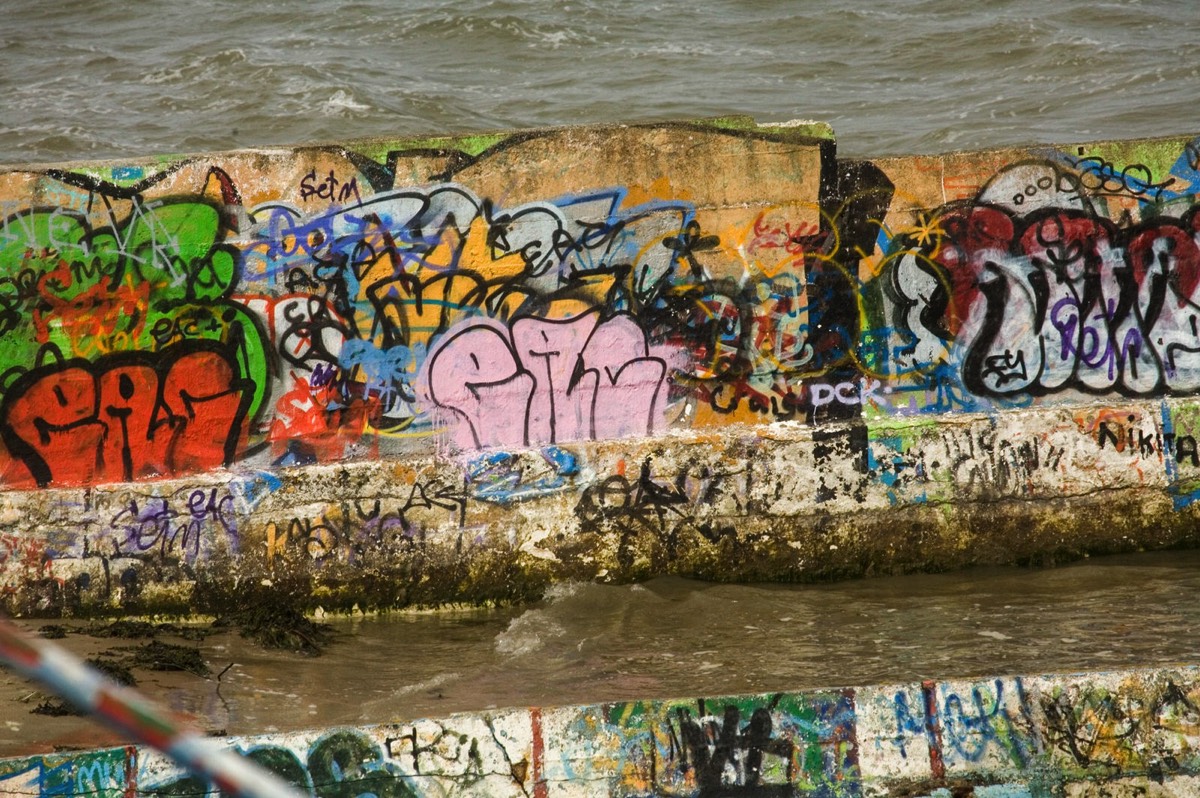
<box><xmin>2</xmin><ymin>0</ymin><xmax>1198</xmax><ymax>164</ymax></box>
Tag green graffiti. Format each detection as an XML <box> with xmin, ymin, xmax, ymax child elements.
<box><xmin>146</xmin><ymin>730</ymin><xmax>417</xmax><ymax>798</ymax></box>
<box><xmin>307</xmin><ymin>730</ymin><xmax>417</xmax><ymax>798</ymax></box>
<box><xmin>600</xmin><ymin>692</ymin><xmax>859</xmax><ymax>796</ymax></box>
<box><xmin>0</xmin><ymin>197</ymin><xmax>269</xmax><ymax>420</ymax></box>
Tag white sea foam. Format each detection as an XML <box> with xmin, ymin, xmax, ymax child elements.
<box><xmin>321</xmin><ymin>89</ymin><xmax>372</xmax><ymax>115</ymax></box>
<box><xmin>388</xmin><ymin>671</ymin><xmax>462</xmax><ymax>697</ymax></box>
<box><xmin>494</xmin><ymin>609</ymin><xmax>566</xmax><ymax>656</ymax></box>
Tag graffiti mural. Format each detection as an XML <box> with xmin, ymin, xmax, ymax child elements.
<box><xmin>0</xmin><ymin>746</ymin><xmax>131</xmax><ymax>798</ymax></box>
<box><xmin>240</xmin><ymin>182</ymin><xmax>698</xmax><ymax>458</ymax></box>
<box><xmin>424</xmin><ymin>312</ymin><xmax>674</xmax><ymax>450</ymax></box>
<box><xmin>0</xmin><ymin>126</ymin><xmax>1198</xmax><ymax>512</ymax></box>
<box><xmin>145</xmin><ymin>729</ymin><xmax>419</xmax><ymax>798</ymax></box>
<box><xmin>0</xmin><ymin>124</ymin><xmax>842</xmax><ymax>485</ymax></box>
<box><xmin>864</xmin><ymin>148</ymin><xmax>1200</xmax><ymax>412</ymax></box>
<box><xmin>570</xmin><ymin>692</ymin><xmax>860</xmax><ymax>797</ymax></box>
<box><xmin>5</xmin><ymin>125</ymin><xmax>1200</xmax><ymax>617</ymax></box>
<box><xmin>4</xmin><ymin>668</ymin><xmax>1199</xmax><ymax>796</ymax></box>
<box><xmin>0</xmin><ymin>186</ymin><xmax>267</xmax><ymax>488</ymax></box>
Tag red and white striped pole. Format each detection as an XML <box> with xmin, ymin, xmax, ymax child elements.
<box><xmin>0</xmin><ymin>616</ymin><xmax>304</xmax><ymax>798</ymax></box>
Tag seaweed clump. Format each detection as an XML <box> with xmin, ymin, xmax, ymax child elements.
<box><xmin>30</xmin><ymin>699</ymin><xmax>77</xmax><ymax>717</ymax></box>
<box><xmin>85</xmin><ymin>620</ymin><xmax>211</xmax><ymax>641</ymax></box>
<box><xmin>195</xmin><ymin>561</ymin><xmax>335</xmax><ymax>656</ymax></box>
<box><xmin>213</xmin><ymin>604</ymin><xmax>333</xmax><ymax>657</ymax></box>
<box><xmin>126</xmin><ymin>641</ymin><xmax>210</xmax><ymax>676</ymax></box>
<box><xmin>88</xmin><ymin>656</ymin><xmax>138</xmax><ymax>686</ymax></box>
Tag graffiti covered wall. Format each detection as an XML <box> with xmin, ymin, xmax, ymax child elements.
<box><xmin>2</xmin><ymin>120</ymin><xmax>1200</xmax><ymax>615</ymax></box>
<box><xmin>0</xmin><ymin>119</ymin><xmax>833</xmax><ymax>488</ymax></box>
<box><xmin>4</xmin><ymin>665</ymin><xmax>1200</xmax><ymax>796</ymax></box>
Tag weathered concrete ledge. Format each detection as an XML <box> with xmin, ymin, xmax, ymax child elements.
<box><xmin>2</xmin><ymin>401</ymin><xmax>1198</xmax><ymax>617</ymax></box>
<box><xmin>4</xmin><ymin>664</ymin><xmax>1200</xmax><ymax>796</ymax></box>
<box><xmin>2</xmin><ymin>119</ymin><xmax>1200</xmax><ymax>616</ymax></box>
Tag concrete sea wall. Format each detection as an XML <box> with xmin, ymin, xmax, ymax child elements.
<box><xmin>2</xmin><ymin>120</ymin><xmax>1200</xmax><ymax>615</ymax></box>
<box><xmin>4</xmin><ymin>665</ymin><xmax>1200</xmax><ymax>797</ymax></box>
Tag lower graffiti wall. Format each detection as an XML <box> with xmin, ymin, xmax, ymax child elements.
<box><xmin>2</xmin><ymin>120</ymin><xmax>1200</xmax><ymax>615</ymax></box>
<box><xmin>3</xmin><ymin>665</ymin><xmax>1200</xmax><ymax>797</ymax></box>
<box><xmin>1</xmin><ymin>398</ymin><xmax>1198</xmax><ymax>616</ymax></box>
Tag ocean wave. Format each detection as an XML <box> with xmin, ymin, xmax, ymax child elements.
<box><xmin>494</xmin><ymin>608</ymin><xmax>566</xmax><ymax>657</ymax></box>
<box><xmin>321</xmin><ymin>89</ymin><xmax>373</xmax><ymax>115</ymax></box>
<box><xmin>140</xmin><ymin>48</ymin><xmax>249</xmax><ymax>85</ymax></box>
